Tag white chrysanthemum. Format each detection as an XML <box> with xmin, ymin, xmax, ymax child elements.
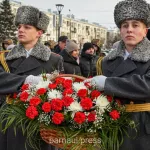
<box><xmin>36</xmin><ymin>80</ymin><xmax>50</xmax><ymax>89</ymax></box>
<box><xmin>47</xmin><ymin>89</ymin><xmax>62</xmax><ymax>100</ymax></box>
<box><xmin>68</xmin><ymin>101</ymin><xmax>83</xmax><ymax>112</ymax></box>
<box><xmin>73</xmin><ymin>82</ymin><xmax>87</xmax><ymax>92</ymax></box>
<box><xmin>95</xmin><ymin>95</ymin><xmax>109</xmax><ymax>110</ymax></box>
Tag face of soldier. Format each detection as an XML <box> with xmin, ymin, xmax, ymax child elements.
<box><xmin>120</xmin><ymin>20</ymin><xmax>148</xmax><ymax>51</ymax></box>
<box><xmin>17</xmin><ymin>24</ymin><xmax>43</xmax><ymax>45</ymax></box>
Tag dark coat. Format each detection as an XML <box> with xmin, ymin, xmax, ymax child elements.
<box><xmin>0</xmin><ymin>50</ymin><xmax>26</xmax><ymax>106</ymax></box>
<box><xmin>0</xmin><ymin>68</ymin><xmax>25</xmax><ymax>94</ymax></box>
<box><xmin>102</xmin><ymin>38</ymin><xmax>150</xmax><ymax>150</ymax></box>
<box><xmin>52</xmin><ymin>44</ymin><xmax>62</xmax><ymax>54</ymax></box>
<box><xmin>59</xmin><ymin>49</ymin><xmax>81</xmax><ymax>75</ymax></box>
<box><xmin>79</xmin><ymin>52</ymin><xmax>99</xmax><ymax>77</ymax></box>
<box><xmin>0</xmin><ymin>42</ymin><xmax>64</xmax><ymax>150</ymax></box>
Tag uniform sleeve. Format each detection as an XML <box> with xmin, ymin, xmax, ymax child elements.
<box><xmin>0</xmin><ymin>67</ymin><xmax>26</xmax><ymax>94</ymax></box>
<box><xmin>104</xmin><ymin>72</ymin><xmax>150</xmax><ymax>101</ymax></box>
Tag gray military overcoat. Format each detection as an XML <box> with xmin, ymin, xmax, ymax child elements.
<box><xmin>102</xmin><ymin>38</ymin><xmax>150</xmax><ymax>150</ymax></box>
<box><xmin>0</xmin><ymin>42</ymin><xmax>64</xmax><ymax>150</ymax></box>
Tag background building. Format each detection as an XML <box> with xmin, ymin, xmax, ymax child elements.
<box><xmin>6</xmin><ymin>0</ymin><xmax>109</xmax><ymax>46</ymax></box>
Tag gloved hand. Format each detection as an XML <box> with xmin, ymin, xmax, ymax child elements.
<box><xmin>25</xmin><ymin>75</ymin><xmax>43</xmax><ymax>85</ymax></box>
<box><xmin>84</xmin><ymin>75</ymin><xmax>107</xmax><ymax>91</ymax></box>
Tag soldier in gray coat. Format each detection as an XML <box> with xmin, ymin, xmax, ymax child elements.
<box><xmin>0</xmin><ymin>5</ymin><xmax>64</xmax><ymax>150</ymax></box>
<box><xmin>84</xmin><ymin>0</ymin><xmax>150</xmax><ymax>149</ymax></box>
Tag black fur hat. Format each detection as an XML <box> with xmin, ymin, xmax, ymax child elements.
<box><xmin>114</xmin><ymin>0</ymin><xmax>149</xmax><ymax>28</ymax></box>
<box><xmin>15</xmin><ymin>6</ymin><xmax>49</xmax><ymax>32</ymax></box>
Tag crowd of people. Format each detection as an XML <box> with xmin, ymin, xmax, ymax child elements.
<box><xmin>1</xmin><ymin>0</ymin><xmax>150</xmax><ymax>150</ymax></box>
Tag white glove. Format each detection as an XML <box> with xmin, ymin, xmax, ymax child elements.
<box><xmin>84</xmin><ymin>75</ymin><xmax>107</xmax><ymax>91</ymax></box>
<box><xmin>25</xmin><ymin>75</ymin><xmax>43</xmax><ymax>85</ymax></box>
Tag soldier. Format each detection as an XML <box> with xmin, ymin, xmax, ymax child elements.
<box><xmin>84</xmin><ymin>0</ymin><xmax>150</xmax><ymax>149</ymax></box>
<box><xmin>0</xmin><ymin>5</ymin><xmax>64</xmax><ymax>150</ymax></box>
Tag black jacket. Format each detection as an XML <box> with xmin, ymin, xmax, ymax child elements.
<box><xmin>52</xmin><ymin>44</ymin><xmax>62</xmax><ymax>54</ymax></box>
<box><xmin>79</xmin><ymin>51</ymin><xmax>99</xmax><ymax>77</ymax></box>
<box><xmin>60</xmin><ymin>50</ymin><xmax>81</xmax><ymax>75</ymax></box>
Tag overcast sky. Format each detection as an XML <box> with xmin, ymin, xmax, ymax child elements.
<box><xmin>10</xmin><ymin>0</ymin><xmax>150</xmax><ymax>29</ymax></box>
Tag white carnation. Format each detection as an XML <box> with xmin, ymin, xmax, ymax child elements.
<box><xmin>48</xmin><ymin>89</ymin><xmax>62</xmax><ymax>100</ymax></box>
<box><xmin>36</xmin><ymin>80</ymin><xmax>50</xmax><ymax>89</ymax></box>
<box><xmin>73</xmin><ymin>82</ymin><xmax>87</xmax><ymax>92</ymax></box>
<box><xmin>95</xmin><ymin>95</ymin><xmax>110</xmax><ymax>110</ymax></box>
<box><xmin>68</xmin><ymin>101</ymin><xmax>83</xmax><ymax>112</ymax></box>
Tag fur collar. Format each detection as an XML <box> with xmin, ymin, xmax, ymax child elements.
<box><xmin>105</xmin><ymin>38</ymin><xmax>150</xmax><ymax>62</ymax></box>
<box><xmin>6</xmin><ymin>42</ymin><xmax>51</xmax><ymax>61</ymax></box>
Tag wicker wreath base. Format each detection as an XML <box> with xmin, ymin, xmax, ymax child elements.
<box><xmin>40</xmin><ymin>127</ymin><xmax>99</xmax><ymax>150</ymax></box>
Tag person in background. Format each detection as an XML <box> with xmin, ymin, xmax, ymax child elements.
<box><xmin>53</xmin><ymin>35</ymin><xmax>68</xmax><ymax>54</ymax></box>
<box><xmin>44</xmin><ymin>41</ymin><xmax>51</xmax><ymax>49</ymax></box>
<box><xmin>93</xmin><ymin>43</ymin><xmax>101</xmax><ymax>56</ymax></box>
<box><xmin>80</xmin><ymin>42</ymin><xmax>99</xmax><ymax>77</ymax></box>
<box><xmin>59</xmin><ymin>39</ymin><xmax>81</xmax><ymax>75</ymax></box>
<box><xmin>2</xmin><ymin>39</ymin><xmax>15</xmax><ymax>50</ymax></box>
<box><xmin>0</xmin><ymin>5</ymin><xmax>64</xmax><ymax>150</ymax></box>
<box><xmin>84</xmin><ymin>0</ymin><xmax>150</xmax><ymax>149</ymax></box>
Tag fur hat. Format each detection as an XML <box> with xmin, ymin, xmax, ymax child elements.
<box><xmin>15</xmin><ymin>6</ymin><xmax>49</xmax><ymax>32</ymax></box>
<box><xmin>82</xmin><ymin>42</ymin><xmax>94</xmax><ymax>52</ymax></box>
<box><xmin>114</xmin><ymin>0</ymin><xmax>149</xmax><ymax>28</ymax></box>
<box><xmin>66</xmin><ymin>40</ymin><xmax>79</xmax><ymax>53</ymax></box>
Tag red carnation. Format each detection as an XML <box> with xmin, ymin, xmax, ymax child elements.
<box><xmin>74</xmin><ymin>78</ymin><xmax>83</xmax><ymax>82</ymax></box>
<box><xmin>62</xmin><ymin>96</ymin><xmax>74</xmax><ymax>107</ymax></box>
<box><xmin>87</xmin><ymin>111</ymin><xmax>96</xmax><ymax>122</ymax></box>
<box><xmin>21</xmin><ymin>84</ymin><xmax>29</xmax><ymax>91</ymax></box>
<box><xmin>42</xmin><ymin>102</ymin><xmax>51</xmax><ymax>112</ymax></box>
<box><xmin>77</xmin><ymin>89</ymin><xmax>88</xmax><ymax>98</ymax></box>
<box><xmin>55</xmin><ymin>77</ymin><xmax>65</xmax><ymax>84</ymax></box>
<box><xmin>74</xmin><ymin>112</ymin><xmax>86</xmax><ymax>124</ymax></box>
<box><xmin>48</xmin><ymin>83</ymin><xmax>57</xmax><ymax>89</ymax></box>
<box><xmin>109</xmin><ymin>110</ymin><xmax>120</xmax><ymax>120</ymax></box>
<box><xmin>107</xmin><ymin>95</ymin><xmax>113</xmax><ymax>102</ymax></box>
<box><xmin>80</xmin><ymin>97</ymin><xmax>93</xmax><ymax>110</ymax></box>
<box><xmin>29</xmin><ymin>96</ymin><xmax>41</xmax><ymax>106</ymax></box>
<box><xmin>52</xmin><ymin>112</ymin><xmax>64</xmax><ymax>125</ymax></box>
<box><xmin>63</xmin><ymin>88</ymin><xmax>73</xmax><ymax>96</ymax></box>
<box><xmin>20</xmin><ymin>91</ymin><xmax>29</xmax><ymax>102</ymax></box>
<box><xmin>91</xmin><ymin>90</ymin><xmax>101</xmax><ymax>100</ymax></box>
<box><xmin>51</xmin><ymin>98</ymin><xmax>63</xmax><ymax>111</ymax></box>
<box><xmin>63</xmin><ymin>79</ymin><xmax>72</xmax><ymax>89</ymax></box>
<box><xmin>84</xmin><ymin>82</ymin><xmax>92</xmax><ymax>88</ymax></box>
<box><xmin>36</xmin><ymin>88</ymin><xmax>47</xmax><ymax>95</ymax></box>
<box><xmin>26</xmin><ymin>106</ymin><xmax>38</xmax><ymax>119</ymax></box>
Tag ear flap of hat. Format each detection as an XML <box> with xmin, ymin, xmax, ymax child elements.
<box><xmin>37</xmin><ymin>12</ymin><xmax>50</xmax><ymax>32</ymax></box>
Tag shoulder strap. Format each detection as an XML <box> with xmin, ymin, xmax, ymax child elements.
<box><xmin>96</xmin><ymin>56</ymin><xmax>104</xmax><ymax>75</ymax></box>
<box><xmin>0</xmin><ymin>50</ymin><xmax>10</xmax><ymax>73</ymax></box>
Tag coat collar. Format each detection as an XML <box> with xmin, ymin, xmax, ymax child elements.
<box><xmin>6</xmin><ymin>41</ymin><xmax>51</xmax><ymax>61</ymax></box>
<box><xmin>105</xmin><ymin>37</ymin><xmax>150</xmax><ymax>62</ymax></box>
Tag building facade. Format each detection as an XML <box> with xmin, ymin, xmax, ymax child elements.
<box><xmin>9</xmin><ymin>0</ymin><xmax>108</xmax><ymax>45</ymax></box>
